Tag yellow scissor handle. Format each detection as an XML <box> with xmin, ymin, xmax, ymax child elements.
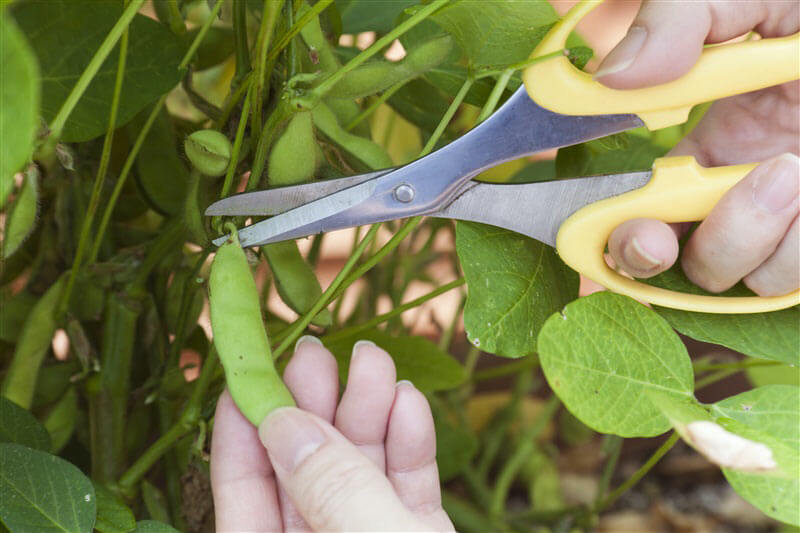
<box><xmin>522</xmin><ymin>1</ymin><xmax>800</xmax><ymax>130</ymax></box>
<box><xmin>556</xmin><ymin>156</ymin><xmax>800</xmax><ymax>313</ymax></box>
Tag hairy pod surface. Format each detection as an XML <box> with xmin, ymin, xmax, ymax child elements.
<box><xmin>209</xmin><ymin>232</ymin><xmax>295</xmax><ymax>425</ymax></box>
<box><xmin>268</xmin><ymin>112</ymin><xmax>317</xmax><ymax>187</ymax></box>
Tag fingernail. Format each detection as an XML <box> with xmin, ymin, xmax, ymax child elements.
<box><xmin>352</xmin><ymin>339</ymin><xmax>376</xmax><ymax>360</ymax></box>
<box><xmin>594</xmin><ymin>26</ymin><xmax>648</xmax><ymax>79</ymax></box>
<box><xmin>396</xmin><ymin>379</ymin><xmax>415</xmax><ymax>389</ymax></box>
<box><xmin>294</xmin><ymin>334</ymin><xmax>323</xmax><ymax>353</ymax></box>
<box><xmin>752</xmin><ymin>153</ymin><xmax>800</xmax><ymax>213</ymax></box>
<box><xmin>625</xmin><ymin>237</ymin><xmax>662</xmax><ymax>271</ymax></box>
<box><xmin>259</xmin><ymin>408</ymin><xmax>327</xmax><ymax>473</ymax></box>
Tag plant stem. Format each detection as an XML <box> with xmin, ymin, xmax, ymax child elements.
<box><xmin>421</xmin><ymin>78</ymin><xmax>474</xmax><ymax>157</ymax></box>
<box><xmin>489</xmin><ymin>396</ymin><xmax>559</xmax><ymax>519</ymax></box>
<box><xmin>232</xmin><ymin>0</ymin><xmax>251</xmax><ymax>83</ymax></box>
<box><xmin>164</xmin><ymin>0</ymin><xmax>186</xmax><ymax>35</ymax></box>
<box><xmin>48</xmin><ymin>0</ymin><xmax>144</xmax><ymax>140</ymax></box>
<box><xmin>272</xmin><ymin>225</ymin><xmax>382</xmax><ymax>358</ymax></box>
<box><xmin>474</xmin><ymin>49</ymin><xmax>565</xmax><ymax>79</ymax></box>
<box><xmin>247</xmin><ymin>101</ymin><xmax>292</xmax><ymax>191</ymax></box>
<box><xmin>216</xmin><ymin>72</ymin><xmax>253</xmax><ymax>129</ymax></box>
<box><xmin>693</xmin><ymin>359</ymin><xmax>781</xmax><ymax>373</ymax></box>
<box><xmin>322</xmin><ymin>278</ymin><xmax>465</xmax><ymax>344</ymax></box>
<box><xmin>695</xmin><ymin>368</ymin><xmax>740</xmax><ymax>390</ymax></box>
<box><xmin>266</xmin><ymin>0</ymin><xmax>335</xmax><ymax>64</ymax></box>
<box><xmin>57</xmin><ymin>19</ymin><xmax>130</xmax><ymax>318</ymax></box>
<box><xmin>476</xmin><ymin>68</ymin><xmax>514</xmax><ymax>123</ymax></box>
<box><xmin>472</xmin><ymin>356</ymin><xmax>539</xmax><ymax>382</ymax></box>
<box><xmin>88</xmin><ymin>0</ymin><xmax>225</xmax><ymax>263</ymax></box>
<box><xmin>346</xmin><ymin>80</ymin><xmax>408</xmax><ymax>131</ymax></box>
<box><xmin>252</xmin><ymin>0</ymin><xmax>285</xmax><ymax>135</ymax></box>
<box><xmin>595</xmin><ymin>431</ymin><xmax>679</xmax><ymax>512</ymax></box>
<box><xmin>310</xmin><ymin>0</ymin><xmax>449</xmax><ymax>99</ymax></box>
<box><xmin>218</xmin><ymin>83</ymin><xmax>254</xmax><ymax>201</ymax></box>
<box><xmin>594</xmin><ymin>435</ymin><xmax>623</xmax><ymax>509</ymax></box>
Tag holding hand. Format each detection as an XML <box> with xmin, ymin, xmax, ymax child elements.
<box><xmin>210</xmin><ymin>338</ymin><xmax>454</xmax><ymax>532</ymax></box>
<box><xmin>599</xmin><ymin>0</ymin><xmax>799</xmax><ymax>296</ymax></box>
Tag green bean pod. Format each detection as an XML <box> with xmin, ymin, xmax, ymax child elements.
<box><xmin>327</xmin><ymin>35</ymin><xmax>453</xmax><ymax>100</ymax></box>
<box><xmin>209</xmin><ymin>230</ymin><xmax>294</xmax><ymax>426</ymax></box>
<box><xmin>312</xmin><ymin>102</ymin><xmax>393</xmax><ymax>170</ymax></box>
<box><xmin>268</xmin><ymin>112</ymin><xmax>318</xmax><ymax>187</ymax></box>
<box><xmin>263</xmin><ymin>241</ymin><xmax>332</xmax><ymax>327</ymax></box>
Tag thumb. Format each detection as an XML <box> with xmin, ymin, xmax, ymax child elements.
<box><xmin>258</xmin><ymin>407</ymin><xmax>426</xmax><ymax>532</ymax></box>
<box><xmin>594</xmin><ymin>1</ymin><xmax>795</xmax><ymax>89</ymax></box>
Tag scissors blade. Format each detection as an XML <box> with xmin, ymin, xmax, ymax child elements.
<box><xmin>433</xmin><ymin>171</ymin><xmax>652</xmax><ymax>247</ymax></box>
<box><xmin>204</xmin><ymin>168</ymin><xmax>395</xmax><ymax>216</ymax></box>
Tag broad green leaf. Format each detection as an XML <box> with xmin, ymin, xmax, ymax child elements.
<box><xmin>0</xmin><ymin>443</ymin><xmax>96</xmax><ymax>533</ymax></box>
<box><xmin>713</xmin><ymin>386</ymin><xmax>800</xmax><ymax>526</ymax></box>
<box><xmin>650</xmin><ymin>268</ymin><xmax>800</xmax><ymax>366</ymax></box>
<box><xmin>13</xmin><ymin>0</ymin><xmax>186</xmax><ymax>142</ymax></box>
<box><xmin>94</xmin><ymin>483</ymin><xmax>136</xmax><ymax>533</ymax></box>
<box><xmin>140</xmin><ymin>480</ymin><xmax>170</xmax><ymax>524</ymax></box>
<box><xmin>555</xmin><ymin>133</ymin><xmax>667</xmax><ymax>178</ymax></box>
<box><xmin>335</xmin><ymin>0</ymin><xmax>416</xmax><ymax>34</ymax></box>
<box><xmin>0</xmin><ymin>397</ymin><xmax>50</xmax><ymax>451</ymax></box>
<box><xmin>323</xmin><ymin>329</ymin><xmax>466</xmax><ymax>392</ymax></box>
<box><xmin>2</xmin><ymin>167</ymin><xmax>38</xmax><ymax>258</ymax></box>
<box><xmin>0</xmin><ymin>290</ymin><xmax>37</xmax><ymax>344</ymax></box>
<box><xmin>135</xmin><ymin>521</ymin><xmax>180</xmax><ymax>533</ymax></box>
<box><xmin>433</xmin><ymin>413</ymin><xmax>477</xmax><ymax>481</ymax></box>
<box><xmin>537</xmin><ymin>292</ymin><xmax>694</xmax><ymax>437</ymax></box>
<box><xmin>387</xmin><ymin>78</ymin><xmax>450</xmax><ymax>134</ymax></box>
<box><xmin>456</xmin><ymin>222</ymin><xmax>578</xmax><ymax>358</ymax></box>
<box><xmin>431</xmin><ymin>0</ymin><xmax>558</xmax><ymax>68</ymax></box>
<box><xmin>43</xmin><ymin>387</ymin><xmax>78</xmax><ymax>453</ymax></box>
<box><xmin>0</xmin><ymin>11</ymin><xmax>39</xmax><ymax>208</ymax></box>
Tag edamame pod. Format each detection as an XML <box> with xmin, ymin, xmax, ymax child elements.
<box><xmin>268</xmin><ymin>112</ymin><xmax>318</xmax><ymax>187</ymax></box>
<box><xmin>209</xmin><ymin>229</ymin><xmax>295</xmax><ymax>426</ymax></box>
<box><xmin>263</xmin><ymin>241</ymin><xmax>332</xmax><ymax>327</ymax></box>
<box><xmin>312</xmin><ymin>102</ymin><xmax>393</xmax><ymax>170</ymax></box>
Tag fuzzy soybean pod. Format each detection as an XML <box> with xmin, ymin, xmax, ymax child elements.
<box><xmin>209</xmin><ymin>229</ymin><xmax>295</xmax><ymax>426</ymax></box>
<box><xmin>327</xmin><ymin>35</ymin><xmax>454</xmax><ymax>100</ymax></box>
<box><xmin>268</xmin><ymin>112</ymin><xmax>318</xmax><ymax>187</ymax></box>
<box><xmin>312</xmin><ymin>102</ymin><xmax>393</xmax><ymax>170</ymax></box>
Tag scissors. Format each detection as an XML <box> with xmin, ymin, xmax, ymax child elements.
<box><xmin>206</xmin><ymin>1</ymin><xmax>800</xmax><ymax>314</ymax></box>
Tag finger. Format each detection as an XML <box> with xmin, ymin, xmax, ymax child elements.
<box><xmin>744</xmin><ymin>215</ymin><xmax>800</xmax><ymax>296</ymax></box>
<box><xmin>278</xmin><ymin>336</ymin><xmax>340</xmax><ymax>532</ymax></box>
<box><xmin>595</xmin><ymin>1</ymin><xmax>799</xmax><ymax>88</ymax></box>
<box><xmin>334</xmin><ymin>340</ymin><xmax>397</xmax><ymax>470</ymax></box>
<box><xmin>210</xmin><ymin>390</ymin><xmax>282</xmax><ymax>533</ymax></box>
<box><xmin>386</xmin><ymin>382</ymin><xmax>454</xmax><ymax>531</ymax></box>
<box><xmin>608</xmin><ymin>218</ymin><xmax>680</xmax><ymax>278</ymax></box>
<box><xmin>682</xmin><ymin>154</ymin><xmax>800</xmax><ymax>293</ymax></box>
<box><xmin>259</xmin><ymin>407</ymin><xmax>427</xmax><ymax>532</ymax></box>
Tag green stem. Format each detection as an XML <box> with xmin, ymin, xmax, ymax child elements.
<box><xmin>476</xmin><ymin>68</ymin><xmax>514</xmax><ymax>123</ymax></box>
<box><xmin>474</xmin><ymin>49</ymin><xmax>565</xmax><ymax>79</ymax></box>
<box><xmin>88</xmin><ymin>0</ymin><xmax>225</xmax><ymax>263</ymax></box>
<box><xmin>118</xmin><ymin>348</ymin><xmax>219</xmax><ymax>489</ymax></box>
<box><xmin>272</xmin><ymin>225</ymin><xmax>382</xmax><ymax>358</ymax></box>
<box><xmin>310</xmin><ymin>0</ymin><xmax>449</xmax><ymax>99</ymax></box>
<box><xmin>247</xmin><ymin>101</ymin><xmax>292</xmax><ymax>191</ymax></box>
<box><xmin>594</xmin><ymin>435</ymin><xmax>623</xmax><ymax>510</ymax></box>
<box><xmin>472</xmin><ymin>356</ymin><xmax>539</xmax><ymax>382</ymax></box>
<box><xmin>693</xmin><ymin>359</ymin><xmax>781</xmax><ymax>373</ymax></box>
<box><xmin>48</xmin><ymin>0</ymin><xmax>145</xmax><ymax>140</ymax></box>
<box><xmin>232</xmin><ymin>0</ymin><xmax>251</xmax><ymax>83</ymax></box>
<box><xmin>420</xmin><ymin>77</ymin><xmax>474</xmax><ymax>157</ymax></box>
<box><xmin>216</xmin><ymin>72</ymin><xmax>253</xmax><ymax>129</ymax></box>
<box><xmin>57</xmin><ymin>19</ymin><xmax>130</xmax><ymax>318</ymax></box>
<box><xmin>322</xmin><ymin>278</ymin><xmax>465</xmax><ymax>344</ymax></box>
<box><xmin>266</xmin><ymin>0</ymin><xmax>335</xmax><ymax>64</ymax></box>
<box><xmin>346</xmin><ymin>80</ymin><xmax>407</xmax><ymax>131</ymax></box>
<box><xmin>165</xmin><ymin>0</ymin><xmax>186</xmax><ymax>35</ymax></box>
<box><xmin>252</xmin><ymin>0</ymin><xmax>285</xmax><ymax>135</ymax></box>
<box><xmin>130</xmin><ymin>222</ymin><xmax>185</xmax><ymax>291</ymax></box>
<box><xmin>218</xmin><ymin>83</ymin><xmax>253</xmax><ymax>201</ymax></box>
<box><xmin>595</xmin><ymin>432</ymin><xmax>680</xmax><ymax>512</ymax></box>
<box><xmin>489</xmin><ymin>396</ymin><xmax>559</xmax><ymax>519</ymax></box>
<box><xmin>695</xmin><ymin>368</ymin><xmax>740</xmax><ymax>390</ymax></box>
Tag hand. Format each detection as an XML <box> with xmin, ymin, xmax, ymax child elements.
<box><xmin>596</xmin><ymin>0</ymin><xmax>799</xmax><ymax>296</ymax></box>
<box><xmin>210</xmin><ymin>337</ymin><xmax>454</xmax><ymax>532</ymax></box>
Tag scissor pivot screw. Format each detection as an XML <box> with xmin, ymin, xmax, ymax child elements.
<box><xmin>394</xmin><ymin>184</ymin><xmax>415</xmax><ymax>203</ymax></box>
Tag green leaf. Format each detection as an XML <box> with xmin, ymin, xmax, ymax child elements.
<box><xmin>0</xmin><ymin>290</ymin><xmax>37</xmax><ymax>344</ymax></box>
<box><xmin>323</xmin><ymin>329</ymin><xmax>466</xmax><ymax>392</ymax></box>
<box><xmin>555</xmin><ymin>133</ymin><xmax>667</xmax><ymax>178</ymax></box>
<box><xmin>140</xmin><ymin>480</ymin><xmax>170</xmax><ymax>524</ymax></box>
<box><xmin>42</xmin><ymin>387</ymin><xmax>78</xmax><ymax>454</ymax></box>
<box><xmin>335</xmin><ymin>0</ymin><xmax>417</xmax><ymax>34</ymax></box>
<box><xmin>537</xmin><ymin>292</ymin><xmax>694</xmax><ymax>437</ymax></box>
<box><xmin>456</xmin><ymin>222</ymin><xmax>578</xmax><ymax>358</ymax></box>
<box><xmin>13</xmin><ymin>0</ymin><xmax>186</xmax><ymax>142</ymax></box>
<box><xmin>747</xmin><ymin>361</ymin><xmax>800</xmax><ymax>387</ymax></box>
<box><xmin>0</xmin><ymin>443</ymin><xmax>96</xmax><ymax>533</ymax></box>
<box><xmin>135</xmin><ymin>521</ymin><xmax>180</xmax><ymax>533</ymax></box>
<box><xmin>713</xmin><ymin>386</ymin><xmax>800</xmax><ymax>526</ymax></box>
<box><xmin>650</xmin><ymin>268</ymin><xmax>800</xmax><ymax>366</ymax></box>
<box><xmin>94</xmin><ymin>483</ymin><xmax>136</xmax><ymax>533</ymax></box>
<box><xmin>433</xmin><ymin>412</ymin><xmax>477</xmax><ymax>481</ymax></box>
<box><xmin>0</xmin><ymin>397</ymin><xmax>50</xmax><ymax>452</ymax></box>
<box><xmin>423</xmin><ymin>65</ymin><xmax>500</xmax><ymax>107</ymax></box>
<box><xmin>0</xmin><ymin>11</ymin><xmax>39</xmax><ymax>208</ymax></box>
<box><xmin>431</xmin><ymin>0</ymin><xmax>558</xmax><ymax>69</ymax></box>
<box><xmin>2</xmin><ymin>167</ymin><xmax>39</xmax><ymax>259</ymax></box>
<box><xmin>387</xmin><ymin>78</ymin><xmax>450</xmax><ymax>135</ymax></box>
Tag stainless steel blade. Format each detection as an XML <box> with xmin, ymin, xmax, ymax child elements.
<box><xmin>204</xmin><ymin>169</ymin><xmax>395</xmax><ymax>216</ymax></box>
<box><xmin>433</xmin><ymin>171</ymin><xmax>652</xmax><ymax>247</ymax></box>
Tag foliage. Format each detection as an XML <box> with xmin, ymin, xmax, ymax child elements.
<box><xmin>0</xmin><ymin>0</ymin><xmax>796</xmax><ymax>531</ymax></box>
